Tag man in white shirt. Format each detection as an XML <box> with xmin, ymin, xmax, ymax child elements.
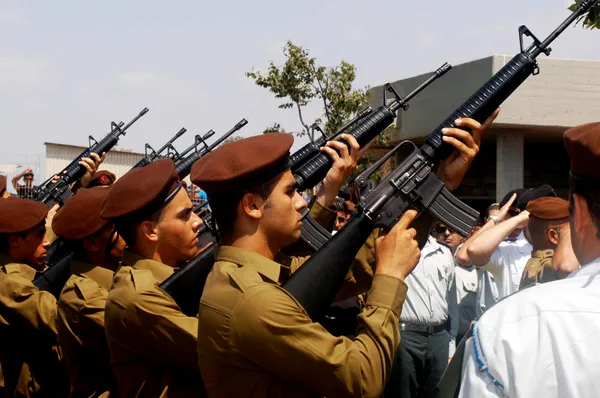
<box><xmin>456</xmin><ymin>187</ymin><xmax>555</xmax><ymax>313</ymax></box>
<box><xmin>432</xmin><ymin>223</ymin><xmax>476</xmax><ymax>344</ymax></box>
<box><xmin>459</xmin><ymin>121</ymin><xmax>600</xmax><ymax>398</ymax></box>
<box><xmin>385</xmin><ymin>234</ymin><xmax>458</xmax><ymax>398</ymax></box>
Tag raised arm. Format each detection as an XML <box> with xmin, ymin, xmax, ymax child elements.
<box><xmin>466</xmin><ymin>211</ymin><xmax>529</xmax><ymax>266</ymax></box>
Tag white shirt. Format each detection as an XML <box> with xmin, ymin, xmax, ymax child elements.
<box><xmin>475</xmin><ymin>269</ymin><xmax>498</xmax><ymax>318</ymax></box>
<box><xmin>458</xmin><ymin>257</ymin><xmax>600</xmax><ymax>398</ymax></box>
<box><xmin>455</xmin><ymin>262</ymin><xmax>478</xmax><ymax>338</ymax></box>
<box><xmin>479</xmin><ymin>232</ymin><xmax>532</xmax><ymax>303</ymax></box>
<box><xmin>401</xmin><ymin>236</ymin><xmax>459</xmax><ymax>356</ymax></box>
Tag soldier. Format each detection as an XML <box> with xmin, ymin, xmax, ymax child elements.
<box><xmin>458</xmin><ymin>122</ymin><xmax>600</xmax><ymax>397</ymax></box>
<box><xmin>192</xmin><ymin>112</ymin><xmax>487</xmax><ymax>397</ymax></box>
<box><xmin>0</xmin><ymin>198</ymin><xmax>68</xmax><ymax>397</ymax></box>
<box><xmin>519</xmin><ymin>197</ymin><xmax>574</xmax><ymax>289</ymax></box>
<box><xmin>53</xmin><ymin>187</ymin><xmax>126</xmax><ymax>397</ymax></box>
<box><xmin>100</xmin><ymin>158</ymin><xmax>206</xmax><ymax>397</ymax></box>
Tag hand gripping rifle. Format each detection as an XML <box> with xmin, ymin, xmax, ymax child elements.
<box><xmin>175</xmin><ymin>118</ymin><xmax>248</xmax><ymax>179</ymax></box>
<box><xmin>159</xmin><ymin>68</ymin><xmax>450</xmax><ymax>315</ymax></box>
<box><xmin>33</xmin><ymin>108</ymin><xmax>149</xmax><ymax>208</ymax></box>
<box><xmin>132</xmin><ymin>127</ymin><xmax>187</xmax><ymax>169</ymax></box>
<box><xmin>283</xmin><ymin>0</ymin><xmax>598</xmax><ymax>321</ymax></box>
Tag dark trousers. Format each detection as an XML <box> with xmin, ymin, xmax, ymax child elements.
<box><xmin>384</xmin><ymin>329</ymin><xmax>449</xmax><ymax>398</ymax></box>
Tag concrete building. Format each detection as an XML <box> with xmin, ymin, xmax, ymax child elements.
<box><xmin>369</xmin><ymin>55</ymin><xmax>600</xmax><ymax>211</ymax></box>
<box><xmin>45</xmin><ymin>142</ymin><xmax>145</xmax><ymax>180</ymax></box>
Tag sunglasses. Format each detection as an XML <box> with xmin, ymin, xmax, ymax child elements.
<box><xmin>434</xmin><ymin>225</ymin><xmax>450</xmax><ymax>234</ymax></box>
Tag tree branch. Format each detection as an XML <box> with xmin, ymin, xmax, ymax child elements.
<box><xmin>295</xmin><ymin>101</ymin><xmax>311</xmax><ymax>140</ymax></box>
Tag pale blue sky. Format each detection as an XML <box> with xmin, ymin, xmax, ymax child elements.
<box><xmin>1</xmin><ymin>0</ymin><xmax>598</xmax><ymax>161</ymax></box>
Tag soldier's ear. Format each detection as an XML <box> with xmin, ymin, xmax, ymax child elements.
<box><xmin>240</xmin><ymin>192</ymin><xmax>262</xmax><ymax>221</ymax></box>
<box><xmin>548</xmin><ymin>228</ymin><xmax>560</xmax><ymax>246</ymax></box>
<box><xmin>139</xmin><ymin>220</ymin><xmax>159</xmax><ymax>243</ymax></box>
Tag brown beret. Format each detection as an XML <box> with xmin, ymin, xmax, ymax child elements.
<box><xmin>0</xmin><ymin>197</ymin><xmax>48</xmax><ymax>234</ymax></box>
<box><xmin>101</xmin><ymin>158</ymin><xmax>181</xmax><ymax>220</ymax></box>
<box><xmin>564</xmin><ymin>122</ymin><xmax>600</xmax><ymax>180</ymax></box>
<box><xmin>526</xmin><ymin>197</ymin><xmax>569</xmax><ymax>220</ymax></box>
<box><xmin>52</xmin><ymin>187</ymin><xmax>111</xmax><ymax>240</ymax></box>
<box><xmin>0</xmin><ymin>175</ymin><xmax>6</xmax><ymax>193</ymax></box>
<box><xmin>88</xmin><ymin>170</ymin><xmax>116</xmax><ymax>188</ymax></box>
<box><xmin>191</xmin><ymin>134</ymin><xmax>293</xmax><ymax>197</ymax></box>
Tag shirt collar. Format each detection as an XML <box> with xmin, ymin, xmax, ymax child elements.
<box><xmin>568</xmin><ymin>256</ymin><xmax>600</xmax><ymax>279</ymax></box>
<box><xmin>121</xmin><ymin>251</ymin><xmax>175</xmax><ymax>285</ymax></box>
<box><xmin>0</xmin><ymin>253</ymin><xmax>38</xmax><ymax>281</ymax></box>
<box><xmin>71</xmin><ymin>259</ymin><xmax>115</xmax><ymax>291</ymax></box>
<box><xmin>531</xmin><ymin>249</ymin><xmax>554</xmax><ymax>259</ymax></box>
<box><xmin>215</xmin><ymin>246</ymin><xmax>283</xmax><ymax>284</ymax></box>
<box><xmin>422</xmin><ymin>236</ymin><xmax>443</xmax><ymax>257</ymax></box>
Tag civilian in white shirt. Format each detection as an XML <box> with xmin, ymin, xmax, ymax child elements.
<box><xmin>458</xmin><ymin>121</ymin><xmax>600</xmax><ymax>398</ymax></box>
<box><xmin>456</xmin><ymin>186</ymin><xmax>556</xmax><ymax>311</ymax></box>
<box><xmin>384</xmin><ymin>234</ymin><xmax>458</xmax><ymax>398</ymax></box>
<box><xmin>432</xmin><ymin>222</ymin><xmax>476</xmax><ymax>344</ymax></box>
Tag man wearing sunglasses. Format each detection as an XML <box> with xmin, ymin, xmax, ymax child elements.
<box><xmin>432</xmin><ymin>223</ymin><xmax>478</xmax><ymax>345</ymax></box>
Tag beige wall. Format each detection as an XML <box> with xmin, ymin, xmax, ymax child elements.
<box><xmin>45</xmin><ymin>143</ymin><xmax>145</xmax><ymax>180</ymax></box>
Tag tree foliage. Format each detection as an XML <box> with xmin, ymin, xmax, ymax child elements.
<box><xmin>246</xmin><ymin>41</ymin><xmax>371</xmax><ymax>140</ymax></box>
<box><xmin>569</xmin><ymin>0</ymin><xmax>600</xmax><ymax>29</ymax></box>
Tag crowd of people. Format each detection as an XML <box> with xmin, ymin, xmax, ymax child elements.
<box><xmin>0</xmin><ymin>113</ymin><xmax>598</xmax><ymax>398</ymax></box>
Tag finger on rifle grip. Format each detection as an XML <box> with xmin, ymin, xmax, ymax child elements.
<box><xmin>396</xmin><ymin>209</ymin><xmax>418</xmax><ymax>230</ymax></box>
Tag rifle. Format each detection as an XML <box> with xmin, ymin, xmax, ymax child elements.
<box><xmin>132</xmin><ymin>127</ymin><xmax>187</xmax><ymax>169</ymax></box>
<box><xmin>34</xmin><ymin>249</ymin><xmax>74</xmax><ymax>298</ymax></box>
<box><xmin>175</xmin><ymin>118</ymin><xmax>248</xmax><ymax>179</ymax></box>
<box><xmin>170</xmin><ymin>130</ymin><xmax>215</xmax><ymax>165</ymax></box>
<box><xmin>289</xmin><ymin>107</ymin><xmax>373</xmax><ymax>173</ymax></box>
<box><xmin>283</xmin><ymin>0</ymin><xmax>598</xmax><ymax>321</ymax></box>
<box><xmin>158</xmin><ymin>68</ymin><xmax>448</xmax><ymax>315</ymax></box>
<box><xmin>34</xmin><ymin>108</ymin><xmax>149</xmax><ymax>208</ymax></box>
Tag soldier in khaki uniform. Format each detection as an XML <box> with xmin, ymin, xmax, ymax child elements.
<box><xmin>0</xmin><ymin>198</ymin><xmax>68</xmax><ymax>397</ymax></box>
<box><xmin>519</xmin><ymin>197</ymin><xmax>578</xmax><ymax>289</ymax></box>
<box><xmin>100</xmin><ymin>159</ymin><xmax>206</xmax><ymax>397</ymax></box>
<box><xmin>192</xmin><ymin>116</ymin><xmax>486</xmax><ymax>397</ymax></box>
<box><xmin>53</xmin><ymin>187</ymin><xmax>126</xmax><ymax>397</ymax></box>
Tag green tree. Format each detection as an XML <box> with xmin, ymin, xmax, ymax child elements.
<box><xmin>221</xmin><ymin>136</ymin><xmax>244</xmax><ymax>146</ymax></box>
<box><xmin>569</xmin><ymin>0</ymin><xmax>600</xmax><ymax>29</ymax></box>
<box><xmin>247</xmin><ymin>41</ymin><xmax>371</xmax><ymax>141</ymax></box>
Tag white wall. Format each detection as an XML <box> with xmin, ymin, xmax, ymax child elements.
<box><xmin>45</xmin><ymin>143</ymin><xmax>145</xmax><ymax>180</ymax></box>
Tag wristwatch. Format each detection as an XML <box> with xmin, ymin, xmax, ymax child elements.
<box><xmin>489</xmin><ymin>215</ymin><xmax>500</xmax><ymax>225</ymax></box>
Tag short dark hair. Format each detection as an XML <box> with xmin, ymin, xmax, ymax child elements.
<box><xmin>209</xmin><ymin>177</ymin><xmax>278</xmax><ymax>242</ymax></box>
<box><xmin>114</xmin><ymin>206</ymin><xmax>163</xmax><ymax>248</ymax></box>
<box><xmin>569</xmin><ymin>178</ymin><xmax>600</xmax><ymax>239</ymax></box>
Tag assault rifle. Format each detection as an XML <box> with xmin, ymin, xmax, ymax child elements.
<box><xmin>283</xmin><ymin>0</ymin><xmax>599</xmax><ymax>321</ymax></box>
<box><xmin>289</xmin><ymin>107</ymin><xmax>373</xmax><ymax>173</ymax></box>
<box><xmin>175</xmin><ymin>118</ymin><xmax>248</xmax><ymax>179</ymax></box>
<box><xmin>171</xmin><ymin>130</ymin><xmax>216</xmax><ymax>165</ymax></box>
<box><xmin>159</xmin><ymin>67</ymin><xmax>450</xmax><ymax>315</ymax></box>
<box><xmin>33</xmin><ymin>108</ymin><xmax>149</xmax><ymax>208</ymax></box>
<box><xmin>132</xmin><ymin>127</ymin><xmax>187</xmax><ymax>169</ymax></box>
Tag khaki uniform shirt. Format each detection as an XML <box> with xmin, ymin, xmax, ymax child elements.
<box><xmin>519</xmin><ymin>249</ymin><xmax>557</xmax><ymax>290</ymax></box>
<box><xmin>0</xmin><ymin>254</ymin><xmax>67</xmax><ymax>398</ymax></box>
<box><xmin>57</xmin><ymin>260</ymin><xmax>116</xmax><ymax>398</ymax></box>
<box><xmin>198</xmin><ymin>245</ymin><xmax>407</xmax><ymax>398</ymax></box>
<box><xmin>104</xmin><ymin>252</ymin><xmax>205</xmax><ymax>397</ymax></box>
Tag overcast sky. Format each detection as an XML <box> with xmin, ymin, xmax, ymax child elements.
<box><xmin>1</xmin><ymin>0</ymin><xmax>598</xmax><ymax>166</ymax></box>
